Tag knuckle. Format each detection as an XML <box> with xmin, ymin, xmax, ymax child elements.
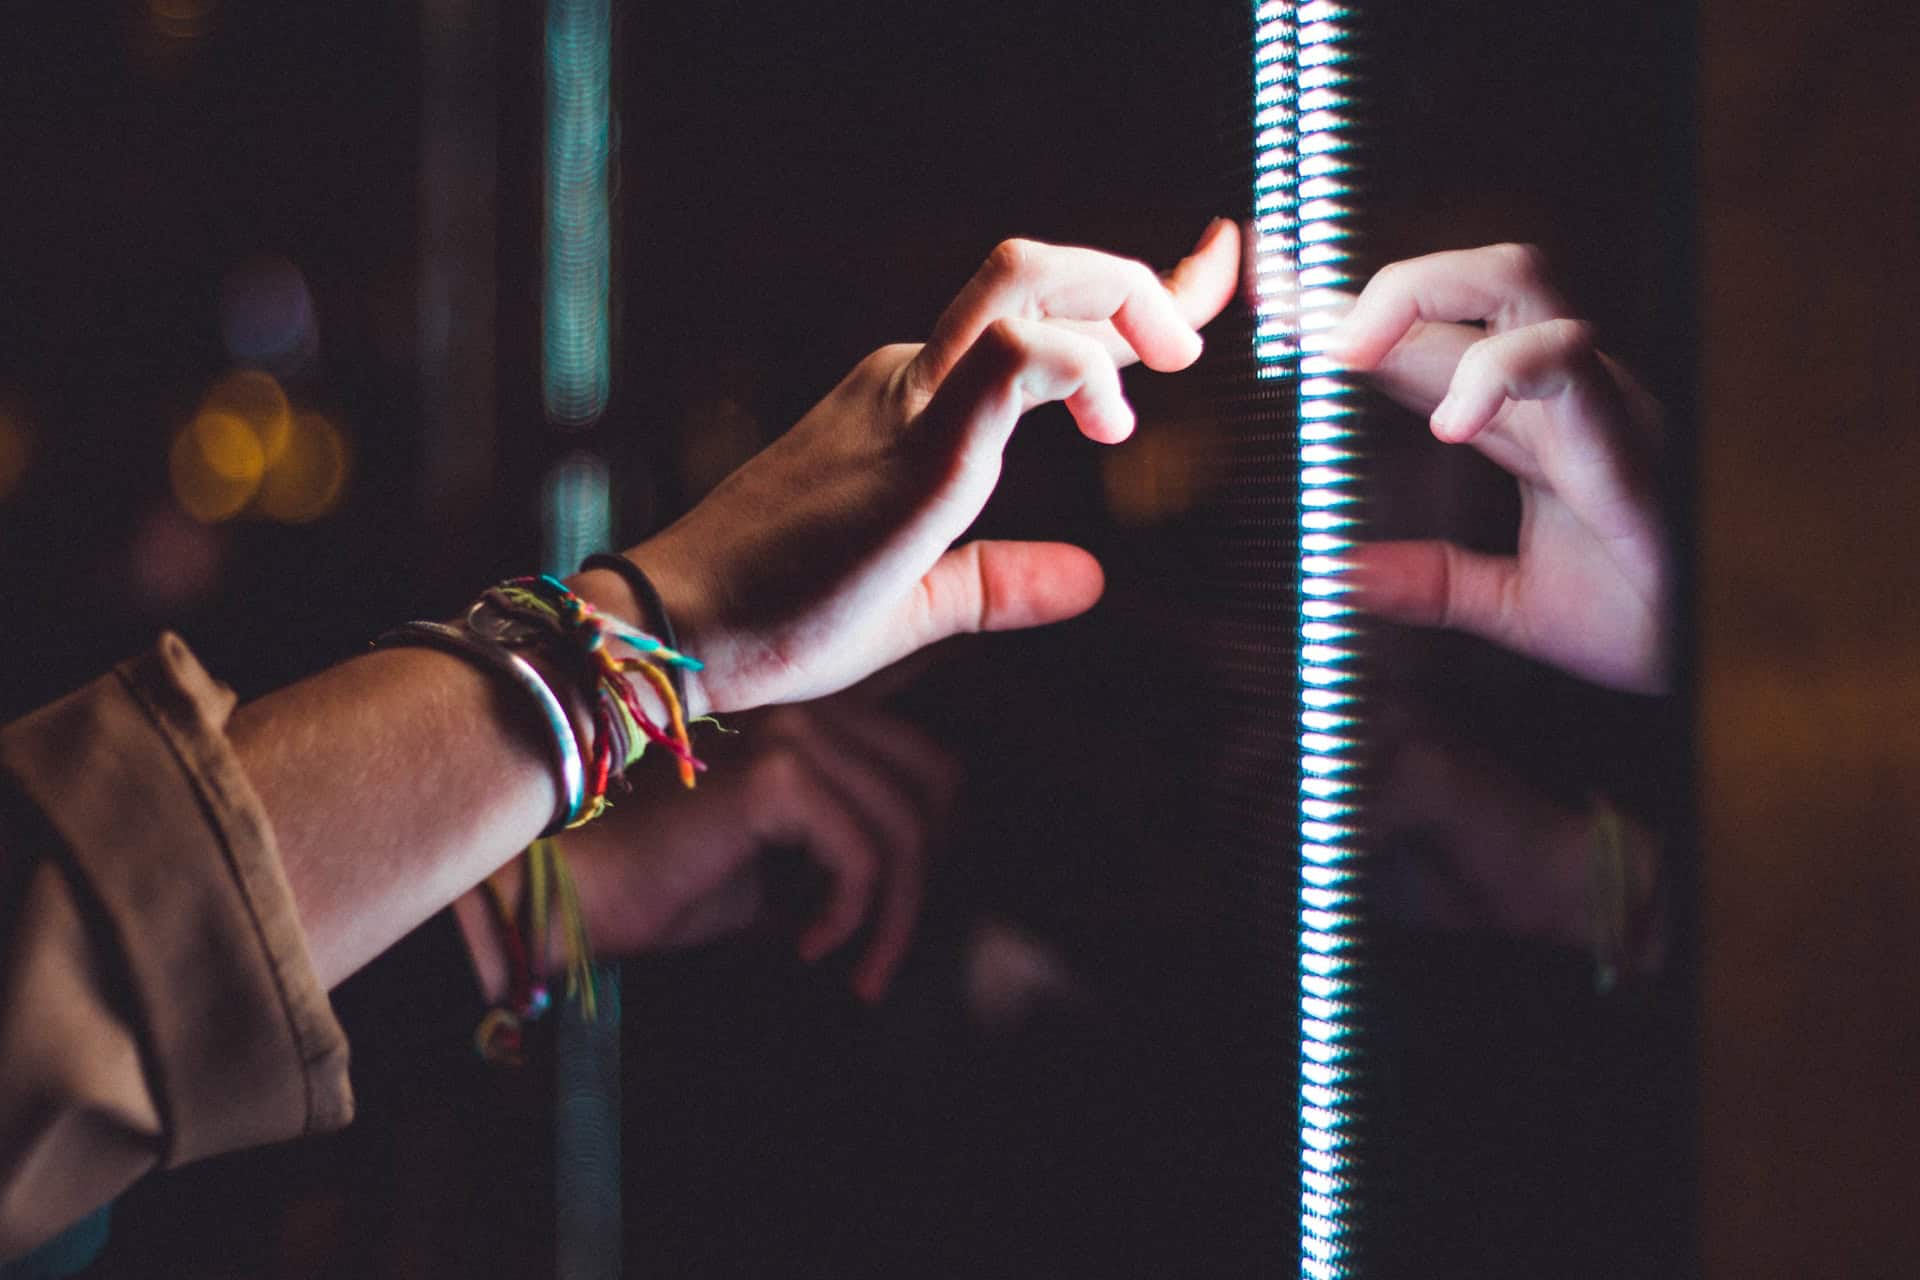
<box><xmin>1550</xmin><ymin>317</ymin><xmax>1600</xmax><ymax>355</ymax></box>
<box><xmin>1490</xmin><ymin>241</ymin><xmax>1553</xmax><ymax>289</ymax></box>
<box><xmin>984</xmin><ymin>237</ymin><xmax>1038</xmax><ymax>282</ymax></box>
<box><xmin>858</xmin><ymin>342</ymin><xmax>919</xmax><ymax>382</ymax></box>
<box><xmin>1371</xmin><ymin>258</ymin><xmax>1410</xmax><ymax>295</ymax></box>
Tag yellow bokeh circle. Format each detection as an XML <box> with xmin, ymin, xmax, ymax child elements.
<box><xmin>255</xmin><ymin>410</ymin><xmax>349</xmax><ymax>523</ymax></box>
<box><xmin>170</xmin><ymin>410</ymin><xmax>264</xmax><ymax>522</ymax></box>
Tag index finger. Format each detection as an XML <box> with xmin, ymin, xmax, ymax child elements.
<box><xmin>1328</xmin><ymin>243</ymin><xmax>1575</xmax><ymax>372</ymax></box>
<box><xmin>911</xmin><ymin>232</ymin><xmax>1217</xmax><ymax>392</ymax></box>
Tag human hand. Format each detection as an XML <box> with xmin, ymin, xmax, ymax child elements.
<box><xmin>1371</xmin><ymin>704</ymin><xmax>1666</xmax><ymax>980</ymax></box>
<box><xmin>458</xmin><ymin>687</ymin><xmax>959</xmax><ymax>1004</ymax></box>
<box><xmin>592</xmin><ymin>220</ymin><xmax>1241</xmax><ymax>716</ymax></box>
<box><xmin>1329</xmin><ymin>244</ymin><xmax>1670</xmax><ymax>694</ymax></box>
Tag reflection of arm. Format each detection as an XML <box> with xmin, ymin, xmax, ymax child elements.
<box><xmin>1377</xmin><ymin>721</ymin><xmax>1666</xmax><ymax>979</ymax></box>
<box><xmin>0</xmin><ymin>635</ymin><xmax>350</xmax><ymax>1260</ymax></box>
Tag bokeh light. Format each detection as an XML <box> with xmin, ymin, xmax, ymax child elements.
<box><xmin>541</xmin><ymin>451</ymin><xmax>611</xmax><ymax>578</ymax></box>
<box><xmin>1100</xmin><ymin>419</ymin><xmax>1218</xmax><ymax>525</ymax></box>
<box><xmin>543</xmin><ymin>0</ymin><xmax>614</xmax><ymax>427</ymax></box>
<box><xmin>201</xmin><ymin>369</ymin><xmax>293</xmax><ymax>464</ymax></box>
<box><xmin>0</xmin><ymin>399</ymin><xmax>33</xmax><ymax>505</ymax></box>
<box><xmin>170</xmin><ymin>410</ymin><xmax>264</xmax><ymax>522</ymax></box>
<box><xmin>169</xmin><ymin>373</ymin><xmax>349</xmax><ymax>525</ymax></box>
<box><xmin>220</xmin><ymin>256</ymin><xmax>319</xmax><ymax>374</ymax></box>
<box><xmin>129</xmin><ymin>501</ymin><xmax>223</xmax><ymax>609</ymax></box>
<box><xmin>254</xmin><ymin>410</ymin><xmax>349</xmax><ymax>523</ymax></box>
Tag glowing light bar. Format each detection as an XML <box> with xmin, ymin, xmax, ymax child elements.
<box><xmin>541</xmin><ymin>451</ymin><xmax>612</xmax><ymax>579</ymax></box>
<box><xmin>1253</xmin><ymin>4</ymin><xmax>1362</xmax><ymax>1276</ymax></box>
<box><xmin>544</xmin><ymin>0</ymin><xmax>613</xmax><ymax>427</ymax></box>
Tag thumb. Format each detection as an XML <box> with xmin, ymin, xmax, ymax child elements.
<box><xmin>1348</xmin><ymin>538</ymin><xmax>1519</xmax><ymax>641</ymax></box>
<box><xmin>901</xmin><ymin>539</ymin><xmax>1105</xmax><ymax>654</ymax></box>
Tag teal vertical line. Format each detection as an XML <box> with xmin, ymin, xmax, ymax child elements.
<box><xmin>542</xmin><ymin>453</ymin><xmax>613</xmax><ymax>580</ymax></box>
<box><xmin>544</xmin><ymin>449</ymin><xmax>623</xmax><ymax>1280</ymax></box>
<box><xmin>544</xmin><ymin>0</ymin><xmax>613</xmax><ymax>427</ymax></box>
<box><xmin>1255</xmin><ymin>3</ymin><xmax>1363</xmax><ymax>1277</ymax></box>
<box><xmin>544</xmin><ymin>0</ymin><xmax>620</xmax><ymax>1273</ymax></box>
<box><xmin>542</xmin><ymin>457</ymin><xmax>620</xmax><ymax>1280</ymax></box>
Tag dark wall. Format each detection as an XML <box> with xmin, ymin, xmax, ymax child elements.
<box><xmin>1699</xmin><ymin>1</ymin><xmax>1920</xmax><ymax>1272</ymax></box>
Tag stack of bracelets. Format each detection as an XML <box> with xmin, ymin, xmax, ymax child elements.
<box><xmin>375</xmin><ymin>556</ymin><xmax>704</xmax><ymax>1064</ymax></box>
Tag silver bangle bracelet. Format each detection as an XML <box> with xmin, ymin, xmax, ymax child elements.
<box><xmin>374</xmin><ymin>619</ymin><xmax>587</xmax><ymax>837</ymax></box>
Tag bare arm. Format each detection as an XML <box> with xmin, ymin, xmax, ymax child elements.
<box><xmin>233</xmin><ymin>223</ymin><xmax>1241</xmax><ymax>993</ymax></box>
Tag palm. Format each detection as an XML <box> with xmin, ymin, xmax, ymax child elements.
<box><xmin>631</xmin><ymin>224</ymin><xmax>1244</xmax><ymax>716</ymax></box>
<box><xmin>1333</xmin><ymin>245</ymin><xmax>1670</xmax><ymax>694</ymax></box>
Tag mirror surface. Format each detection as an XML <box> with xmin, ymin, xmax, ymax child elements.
<box><xmin>0</xmin><ymin>2</ymin><xmax>1694</xmax><ymax>1276</ymax></box>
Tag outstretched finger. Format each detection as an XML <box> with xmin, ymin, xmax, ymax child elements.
<box><xmin>1328</xmin><ymin>243</ymin><xmax>1575</xmax><ymax>372</ymax></box>
<box><xmin>919</xmin><ymin>314</ymin><xmax>1135</xmax><ymax>449</ymax></box>
<box><xmin>1056</xmin><ymin>218</ymin><xmax>1243</xmax><ymax>362</ymax></box>
<box><xmin>912</xmin><ymin>236</ymin><xmax>1207</xmax><ymax>392</ymax></box>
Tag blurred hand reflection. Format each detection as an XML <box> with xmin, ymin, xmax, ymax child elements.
<box><xmin>1373</xmin><ymin>700</ymin><xmax>1667</xmax><ymax>982</ymax></box>
<box><xmin>1330</xmin><ymin>244</ymin><xmax>1670</xmax><ymax>695</ymax></box>
<box><xmin>459</xmin><ymin>682</ymin><xmax>959</xmax><ymax>1006</ymax></box>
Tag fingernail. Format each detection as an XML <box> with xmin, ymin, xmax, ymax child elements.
<box><xmin>1430</xmin><ymin>395</ymin><xmax>1463</xmax><ymax>439</ymax></box>
<box><xmin>1194</xmin><ymin>216</ymin><xmax>1231</xmax><ymax>253</ymax></box>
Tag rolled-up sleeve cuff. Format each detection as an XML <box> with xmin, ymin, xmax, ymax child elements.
<box><xmin>1</xmin><ymin>632</ymin><xmax>352</xmax><ymax>1167</ymax></box>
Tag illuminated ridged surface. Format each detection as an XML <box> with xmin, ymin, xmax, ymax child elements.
<box><xmin>541</xmin><ymin>450</ymin><xmax>613</xmax><ymax>579</ymax></box>
<box><xmin>1254</xmin><ymin>4</ymin><xmax>1362</xmax><ymax>1277</ymax></box>
<box><xmin>544</xmin><ymin>0</ymin><xmax>613</xmax><ymax>427</ymax></box>
<box><xmin>545</xmin><ymin>8</ymin><xmax>620</xmax><ymax>1275</ymax></box>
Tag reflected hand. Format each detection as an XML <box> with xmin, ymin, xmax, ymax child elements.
<box><xmin>1330</xmin><ymin>244</ymin><xmax>1670</xmax><ymax>694</ymax></box>
<box><xmin>604</xmin><ymin>220</ymin><xmax>1241</xmax><ymax>715</ymax></box>
<box><xmin>1373</xmin><ymin>706</ymin><xmax>1666</xmax><ymax>978</ymax></box>
<box><xmin>461</xmin><ymin>689</ymin><xmax>959</xmax><ymax>1004</ymax></box>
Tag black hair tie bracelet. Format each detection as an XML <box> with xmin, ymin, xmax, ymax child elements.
<box><xmin>579</xmin><ymin>552</ymin><xmax>686</xmax><ymax>713</ymax></box>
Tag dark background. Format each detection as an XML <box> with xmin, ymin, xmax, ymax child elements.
<box><xmin>0</xmin><ymin>1</ymin><xmax>1745</xmax><ymax>1277</ymax></box>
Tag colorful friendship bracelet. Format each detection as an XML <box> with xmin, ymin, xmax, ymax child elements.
<box><xmin>579</xmin><ymin>552</ymin><xmax>688</xmax><ymax>715</ymax></box>
<box><xmin>382</xmin><ymin>573</ymin><xmax>709</xmax><ymax>1059</ymax></box>
<box><xmin>479</xmin><ymin>574</ymin><xmax>705</xmax><ymax>808</ymax></box>
<box><xmin>372</xmin><ymin>619</ymin><xmax>587</xmax><ymax>837</ymax></box>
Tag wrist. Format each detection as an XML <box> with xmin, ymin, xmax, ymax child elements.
<box><xmin>567</xmin><ymin>541</ymin><xmax>718</xmax><ymax>719</ymax></box>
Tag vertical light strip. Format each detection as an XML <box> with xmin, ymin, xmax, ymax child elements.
<box><xmin>545</xmin><ymin>5</ymin><xmax>620</xmax><ymax>1275</ymax></box>
<box><xmin>544</xmin><ymin>0</ymin><xmax>613</xmax><ymax>427</ymax></box>
<box><xmin>541</xmin><ymin>450</ymin><xmax>612</xmax><ymax>578</ymax></box>
<box><xmin>1254</xmin><ymin>4</ymin><xmax>1363</xmax><ymax>1278</ymax></box>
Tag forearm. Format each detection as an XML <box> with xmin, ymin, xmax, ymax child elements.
<box><xmin>232</xmin><ymin>563</ymin><xmax>686</xmax><ymax>992</ymax></box>
<box><xmin>231</xmin><ymin>647</ymin><xmax>556</xmax><ymax>990</ymax></box>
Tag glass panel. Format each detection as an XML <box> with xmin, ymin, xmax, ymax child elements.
<box><xmin>611</xmin><ymin>3</ymin><xmax>1693</xmax><ymax>1278</ymax></box>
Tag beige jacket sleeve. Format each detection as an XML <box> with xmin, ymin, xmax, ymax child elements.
<box><xmin>0</xmin><ymin>633</ymin><xmax>352</xmax><ymax>1259</ymax></box>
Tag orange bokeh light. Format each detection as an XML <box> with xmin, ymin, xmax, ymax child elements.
<box><xmin>254</xmin><ymin>410</ymin><xmax>350</xmax><ymax>523</ymax></box>
<box><xmin>201</xmin><ymin>369</ymin><xmax>293</xmax><ymax>465</ymax></box>
<box><xmin>170</xmin><ymin>410</ymin><xmax>264</xmax><ymax>522</ymax></box>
